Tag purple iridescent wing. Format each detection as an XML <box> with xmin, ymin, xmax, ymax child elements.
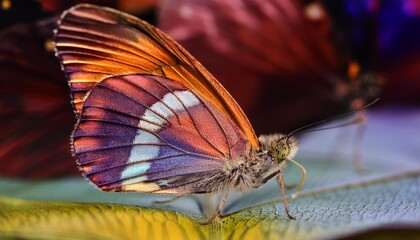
<box><xmin>73</xmin><ymin>74</ymin><xmax>250</xmax><ymax>194</ymax></box>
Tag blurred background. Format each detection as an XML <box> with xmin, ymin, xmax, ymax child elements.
<box><xmin>0</xmin><ymin>0</ymin><xmax>419</xmax><ymax>179</ymax></box>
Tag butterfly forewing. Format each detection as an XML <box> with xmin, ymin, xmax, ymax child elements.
<box><xmin>73</xmin><ymin>74</ymin><xmax>250</xmax><ymax>194</ymax></box>
<box><xmin>55</xmin><ymin>4</ymin><xmax>258</xmax><ymax>147</ymax></box>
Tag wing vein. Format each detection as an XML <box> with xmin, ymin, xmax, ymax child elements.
<box><xmin>83</xmin><ymin>153</ymin><xmax>185</xmax><ymax>175</ymax></box>
<box><xmin>155</xmin><ymin>78</ymin><xmax>227</xmax><ymax>157</ymax></box>
<box><xmin>76</xmin><ymin>118</ymin><xmax>222</xmax><ymax>160</ymax></box>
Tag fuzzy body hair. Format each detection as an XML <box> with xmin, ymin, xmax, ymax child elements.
<box><xmin>225</xmin><ymin>133</ymin><xmax>298</xmax><ymax>192</ymax></box>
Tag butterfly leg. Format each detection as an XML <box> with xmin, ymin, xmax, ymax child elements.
<box><xmin>353</xmin><ymin>111</ymin><xmax>367</xmax><ymax>173</ymax></box>
<box><xmin>278</xmin><ymin>171</ymin><xmax>295</xmax><ymax>220</ymax></box>
<box><xmin>204</xmin><ymin>173</ymin><xmax>240</xmax><ymax>224</ymax></box>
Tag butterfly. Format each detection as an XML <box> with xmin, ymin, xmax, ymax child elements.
<box><xmin>54</xmin><ymin>4</ymin><xmax>306</xmax><ymax>222</ymax></box>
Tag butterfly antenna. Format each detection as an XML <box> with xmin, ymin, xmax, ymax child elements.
<box><xmin>295</xmin><ymin>114</ymin><xmax>364</xmax><ymax>135</ymax></box>
<box><xmin>286</xmin><ymin>98</ymin><xmax>379</xmax><ymax>140</ymax></box>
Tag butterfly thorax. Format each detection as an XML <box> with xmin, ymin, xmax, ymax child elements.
<box><xmin>233</xmin><ymin>134</ymin><xmax>298</xmax><ymax>192</ymax></box>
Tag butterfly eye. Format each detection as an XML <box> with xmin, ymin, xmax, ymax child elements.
<box><xmin>270</xmin><ymin>142</ymin><xmax>289</xmax><ymax>161</ymax></box>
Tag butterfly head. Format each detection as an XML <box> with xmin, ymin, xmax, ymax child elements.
<box><xmin>258</xmin><ymin>134</ymin><xmax>298</xmax><ymax>163</ymax></box>
<box><xmin>234</xmin><ymin>134</ymin><xmax>298</xmax><ymax>192</ymax></box>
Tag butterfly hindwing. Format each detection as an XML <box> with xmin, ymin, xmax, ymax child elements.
<box><xmin>73</xmin><ymin>74</ymin><xmax>250</xmax><ymax>194</ymax></box>
<box><xmin>54</xmin><ymin>4</ymin><xmax>258</xmax><ymax>147</ymax></box>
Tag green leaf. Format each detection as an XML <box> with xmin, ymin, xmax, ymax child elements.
<box><xmin>0</xmin><ymin>164</ymin><xmax>418</xmax><ymax>239</ymax></box>
<box><xmin>0</xmin><ymin>197</ymin><xmax>206</xmax><ymax>240</ymax></box>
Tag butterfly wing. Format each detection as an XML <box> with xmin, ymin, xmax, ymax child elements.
<box><xmin>54</xmin><ymin>4</ymin><xmax>258</xmax><ymax>148</ymax></box>
<box><xmin>74</xmin><ymin>74</ymin><xmax>250</xmax><ymax>194</ymax></box>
